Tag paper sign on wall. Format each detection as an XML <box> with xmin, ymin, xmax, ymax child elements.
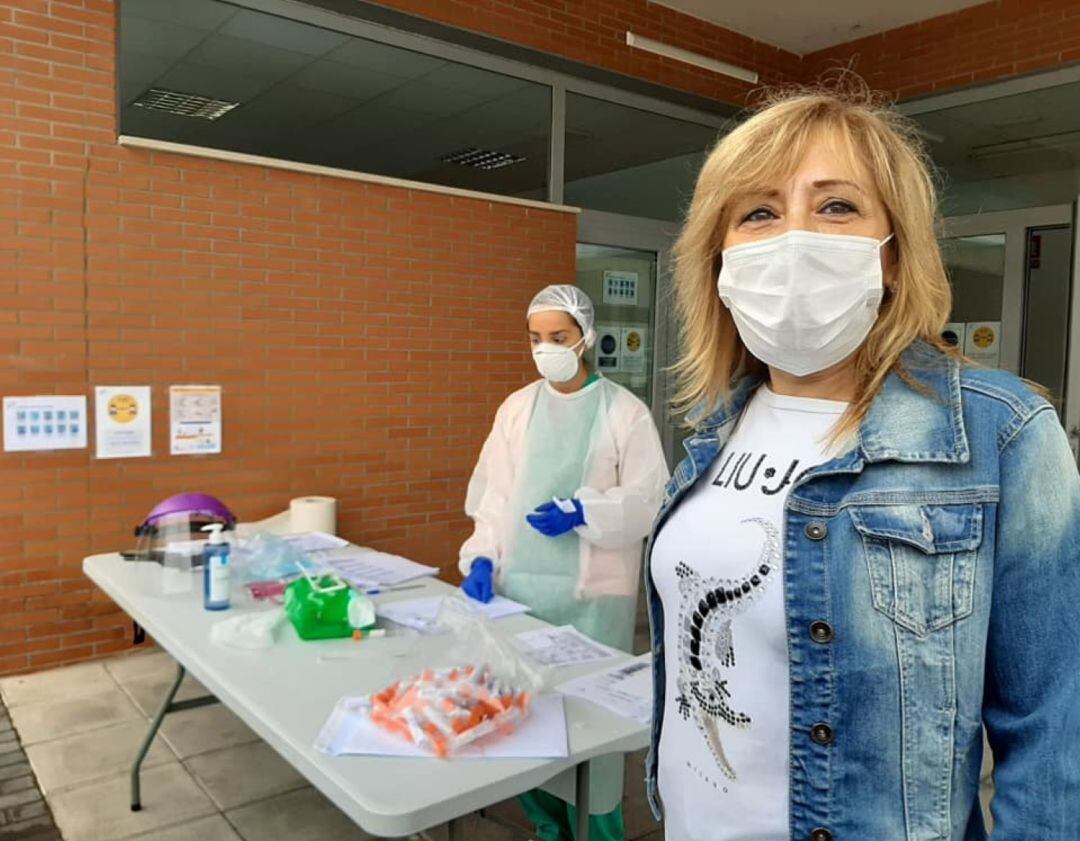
<box><xmin>3</xmin><ymin>395</ymin><xmax>87</xmax><ymax>452</ymax></box>
<box><xmin>620</xmin><ymin>325</ymin><xmax>648</xmax><ymax>374</ymax></box>
<box><xmin>964</xmin><ymin>321</ymin><xmax>1001</xmax><ymax>367</ymax></box>
<box><xmin>170</xmin><ymin>385</ymin><xmax>222</xmax><ymax>456</ymax></box>
<box><xmin>941</xmin><ymin>322</ymin><xmax>966</xmax><ymax>350</ymax></box>
<box><xmin>95</xmin><ymin>386</ymin><xmax>152</xmax><ymax>459</ymax></box>
<box><xmin>595</xmin><ymin>324</ymin><xmax>622</xmax><ymax>373</ymax></box>
<box><xmin>602</xmin><ymin>271</ymin><xmax>639</xmax><ymax>307</ymax></box>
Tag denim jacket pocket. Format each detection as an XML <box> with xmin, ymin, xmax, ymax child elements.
<box><xmin>850</xmin><ymin>503</ymin><xmax>982</xmax><ymax>637</ymax></box>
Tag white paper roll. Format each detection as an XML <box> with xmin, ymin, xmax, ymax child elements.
<box><xmin>238</xmin><ymin>495</ymin><xmax>337</xmax><ymax>537</ymax></box>
<box><xmin>289</xmin><ymin>496</ymin><xmax>337</xmax><ymax>535</ymax></box>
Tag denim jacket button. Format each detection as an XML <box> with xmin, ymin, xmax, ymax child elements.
<box><xmin>810</xmin><ymin>621</ymin><xmax>835</xmax><ymax>644</ymax></box>
<box><xmin>810</xmin><ymin>828</ymin><xmax>834</xmax><ymax>841</ymax></box>
<box><xmin>805</xmin><ymin>522</ymin><xmax>828</xmax><ymax>541</ymax></box>
<box><xmin>811</xmin><ymin>723</ymin><xmax>835</xmax><ymax>745</ymax></box>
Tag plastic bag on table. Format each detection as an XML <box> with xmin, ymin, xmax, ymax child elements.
<box><xmin>230</xmin><ymin>532</ymin><xmax>305</xmax><ymax>586</ymax></box>
<box><xmin>433</xmin><ymin>597</ymin><xmax>548</xmax><ymax>693</ymax></box>
<box><xmin>353</xmin><ymin>599</ymin><xmax>546</xmax><ymax>758</ymax></box>
<box><xmin>211</xmin><ymin>608</ymin><xmax>286</xmax><ymax>650</ymax></box>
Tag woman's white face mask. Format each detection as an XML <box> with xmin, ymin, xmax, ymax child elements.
<box><xmin>717</xmin><ymin>229</ymin><xmax>894</xmax><ymax>377</ymax></box>
<box><xmin>533</xmin><ymin>335</ymin><xmax>586</xmax><ymax>383</ymax></box>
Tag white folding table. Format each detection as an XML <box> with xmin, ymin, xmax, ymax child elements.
<box><xmin>83</xmin><ymin>553</ymin><xmax>649</xmax><ymax>840</ymax></box>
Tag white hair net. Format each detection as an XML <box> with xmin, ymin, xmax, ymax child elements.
<box><xmin>526</xmin><ymin>284</ymin><xmax>596</xmax><ymax>348</ymax></box>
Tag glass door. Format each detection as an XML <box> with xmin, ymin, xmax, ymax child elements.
<box><xmin>1022</xmin><ymin>225</ymin><xmax>1073</xmax><ymax>403</ymax></box>
<box><xmin>942</xmin><ymin>205</ymin><xmax>1073</xmax><ymax>403</ymax></box>
<box><xmin>577</xmin><ymin>210</ymin><xmax>680</xmax><ymax>468</ymax></box>
<box><xmin>577</xmin><ymin>243</ymin><xmax>658</xmax><ymax>404</ymax></box>
<box><xmin>940</xmin><ymin>233</ymin><xmax>1009</xmax><ymax>366</ymax></box>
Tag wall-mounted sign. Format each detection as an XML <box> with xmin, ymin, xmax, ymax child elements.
<box><xmin>602</xmin><ymin>271</ymin><xmax>639</xmax><ymax>307</ymax></box>
<box><xmin>95</xmin><ymin>385</ymin><xmax>152</xmax><ymax>459</ymax></box>
<box><xmin>595</xmin><ymin>324</ymin><xmax>621</xmax><ymax>372</ymax></box>
<box><xmin>964</xmin><ymin>321</ymin><xmax>1001</xmax><ymax>368</ymax></box>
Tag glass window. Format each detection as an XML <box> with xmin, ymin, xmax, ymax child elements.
<box><xmin>564</xmin><ymin>93</ymin><xmax>721</xmax><ymax>221</ymax></box>
<box><xmin>914</xmin><ymin>80</ymin><xmax>1080</xmax><ymax>215</ymax></box>
<box><xmin>119</xmin><ymin>0</ymin><xmax>550</xmax><ymax>199</ymax></box>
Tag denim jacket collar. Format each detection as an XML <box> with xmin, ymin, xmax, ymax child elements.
<box><xmin>687</xmin><ymin>341</ymin><xmax>969</xmax><ymax>467</ymax></box>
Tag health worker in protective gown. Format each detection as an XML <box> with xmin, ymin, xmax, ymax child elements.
<box><xmin>459</xmin><ymin>283</ymin><xmax>669</xmax><ymax>841</ymax></box>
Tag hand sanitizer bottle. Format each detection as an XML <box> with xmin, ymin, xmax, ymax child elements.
<box><xmin>201</xmin><ymin>524</ymin><xmax>231</xmax><ymax>611</ymax></box>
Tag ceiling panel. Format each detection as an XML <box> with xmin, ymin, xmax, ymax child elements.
<box><xmin>290</xmin><ymin>61</ymin><xmax>408</xmax><ymax>101</ymax></box>
<box><xmin>325</xmin><ymin>39</ymin><xmax>446</xmax><ymax>79</ymax></box>
<box><xmin>185</xmin><ymin>33</ymin><xmax>313</xmax><ymax>84</ymax></box>
<box><xmin>648</xmin><ymin>0</ymin><xmax>986</xmax><ymax>55</ymax></box>
<box><xmin>121</xmin><ymin>15</ymin><xmax>211</xmax><ymax>64</ymax></box>
<box><xmin>218</xmin><ymin>9</ymin><xmax>349</xmax><ymax>57</ymax></box>
<box><xmin>122</xmin><ymin>0</ymin><xmax>237</xmax><ymax>30</ymax></box>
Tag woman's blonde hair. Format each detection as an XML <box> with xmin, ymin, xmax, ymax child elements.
<box><xmin>671</xmin><ymin>82</ymin><xmax>953</xmax><ymax>438</ymax></box>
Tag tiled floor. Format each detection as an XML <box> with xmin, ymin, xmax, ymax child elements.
<box><xmin>0</xmin><ymin>650</ymin><xmax>663</xmax><ymax>841</ymax></box>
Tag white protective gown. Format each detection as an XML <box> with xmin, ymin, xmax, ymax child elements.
<box><xmin>458</xmin><ymin>374</ymin><xmax>669</xmax><ymax>813</ymax></box>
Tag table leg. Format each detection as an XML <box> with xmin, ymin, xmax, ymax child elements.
<box><xmin>576</xmin><ymin>760</ymin><xmax>591</xmax><ymax>841</ymax></box>
<box><xmin>447</xmin><ymin>818</ymin><xmax>464</xmax><ymax>841</ymax></box>
<box><xmin>130</xmin><ymin>662</ymin><xmax>218</xmax><ymax>812</ymax></box>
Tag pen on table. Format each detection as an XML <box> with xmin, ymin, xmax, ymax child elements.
<box><xmin>362</xmin><ymin>584</ymin><xmax>426</xmax><ymax>596</ymax></box>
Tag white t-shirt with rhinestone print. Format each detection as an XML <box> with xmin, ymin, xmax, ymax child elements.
<box><xmin>651</xmin><ymin>386</ymin><xmax>847</xmax><ymax>841</ymax></box>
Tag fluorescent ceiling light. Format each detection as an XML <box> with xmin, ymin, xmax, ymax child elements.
<box><xmin>970</xmin><ymin>129</ymin><xmax>1080</xmax><ymax>160</ymax></box>
<box><xmin>132</xmin><ymin>88</ymin><xmax>240</xmax><ymax>120</ymax></box>
<box><xmin>625</xmin><ymin>32</ymin><xmax>758</xmax><ymax>84</ymax></box>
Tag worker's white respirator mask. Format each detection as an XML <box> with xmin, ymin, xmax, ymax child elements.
<box><xmin>717</xmin><ymin>230</ymin><xmax>894</xmax><ymax>377</ymax></box>
<box><xmin>533</xmin><ymin>335</ymin><xmax>587</xmax><ymax>383</ymax></box>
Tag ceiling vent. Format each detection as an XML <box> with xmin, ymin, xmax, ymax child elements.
<box><xmin>440</xmin><ymin>147</ymin><xmax>527</xmax><ymax>170</ymax></box>
<box><xmin>132</xmin><ymin>88</ymin><xmax>240</xmax><ymax>120</ymax></box>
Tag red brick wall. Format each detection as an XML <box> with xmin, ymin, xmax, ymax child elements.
<box><xmin>376</xmin><ymin>0</ymin><xmax>1080</xmax><ymax>103</ymax></box>
<box><xmin>0</xmin><ymin>0</ymin><xmax>574</xmax><ymax>675</ymax></box>
<box><xmin>804</xmin><ymin>0</ymin><xmax>1080</xmax><ymax>99</ymax></box>
<box><xmin>372</xmin><ymin>0</ymin><xmax>803</xmax><ymax>102</ymax></box>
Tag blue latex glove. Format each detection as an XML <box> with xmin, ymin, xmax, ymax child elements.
<box><xmin>526</xmin><ymin>498</ymin><xmax>586</xmax><ymax>537</ymax></box>
<box><xmin>461</xmin><ymin>557</ymin><xmax>495</xmax><ymax>603</ymax></box>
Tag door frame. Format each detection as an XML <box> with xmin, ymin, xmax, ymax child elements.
<box><xmin>942</xmin><ymin>204</ymin><xmax>1072</xmax><ymax>374</ymax></box>
<box><xmin>1065</xmin><ymin>198</ymin><xmax>1080</xmax><ymax>462</ymax></box>
<box><xmin>577</xmin><ymin>209</ymin><xmax>682</xmax><ymax>468</ymax></box>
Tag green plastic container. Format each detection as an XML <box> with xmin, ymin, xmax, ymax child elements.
<box><xmin>284</xmin><ymin>575</ymin><xmax>360</xmax><ymax>641</ymax></box>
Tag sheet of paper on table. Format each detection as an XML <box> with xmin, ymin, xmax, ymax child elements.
<box><xmin>318</xmin><ymin>546</ymin><xmax>440</xmax><ymax>588</ymax></box>
<box><xmin>315</xmin><ymin>693</ymin><xmax>568</xmax><ymax>759</ymax></box>
<box><xmin>377</xmin><ymin>595</ymin><xmax>530</xmax><ymax>633</ymax></box>
<box><xmin>515</xmin><ymin>626</ymin><xmax>620</xmax><ymax>668</ymax></box>
<box><xmin>557</xmin><ymin>654</ymin><xmax>653</xmax><ymax>724</ymax></box>
<box><xmin>281</xmin><ymin>532</ymin><xmax>350</xmax><ymax>554</ymax></box>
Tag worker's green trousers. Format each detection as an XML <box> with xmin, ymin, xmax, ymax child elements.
<box><xmin>519</xmin><ymin>789</ymin><xmax>624</xmax><ymax>841</ymax></box>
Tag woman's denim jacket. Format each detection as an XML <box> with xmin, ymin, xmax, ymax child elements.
<box><xmin>644</xmin><ymin>342</ymin><xmax>1080</xmax><ymax>840</ymax></box>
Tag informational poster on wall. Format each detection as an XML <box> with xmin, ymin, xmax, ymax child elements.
<box><xmin>620</xmin><ymin>325</ymin><xmax>649</xmax><ymax>374</ymax></box>
<box><xmin>2</xmin><ymin>395</ymin><xmax>87</xmax><ymax>452</ymax></box>
<box><xmin>941</xmin><ymin>322</ymin><xmax>966</xmax><ymax>350</ymax></box>
<box><xmin>964</xmin><ymin>321</ymin><xmax>1001</xmax><ymax>367</ymax></box>
<box><xmin>602</xmin><ymin>271</ymin><xmax>639</xmax><ymax>307</ymax></box>
<box><xmin>95</xmin><ymin>385</ymin><xmax>152</xmax><ymax>459</ymax></box>
<box><xmin>170</xmin><ymin>385</ymin><xmax>222</xmax><ymax>456</ymax></box>
<box><xmin>595</xmin><ymin>324</ymin><xmax>622</xmax><ymax>373</ymax></box>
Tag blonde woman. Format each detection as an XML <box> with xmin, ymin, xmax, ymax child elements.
<box><xmin>644</xmin><ymin>88</ymin><xmax>1080</xmax><ymax>841</ymax></box>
